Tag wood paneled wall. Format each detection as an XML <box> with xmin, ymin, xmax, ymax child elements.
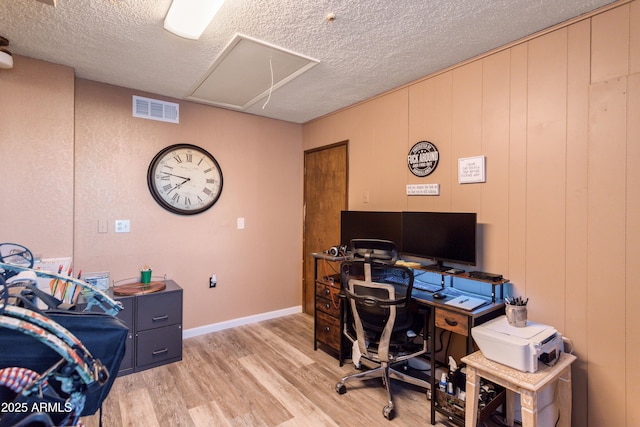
<box><xmin>302</xmin><ymin>2</ymin><xmax>639</xmax><ymax>425</ymax></box>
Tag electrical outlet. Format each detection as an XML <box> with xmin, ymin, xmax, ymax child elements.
<box><xmin>114</xmin><ymin>219</ymin><xmax>130</xmax><ymax>233</ymax></box>
<box><xmin>209</xmin><ymin>274</ymin><xmax>217</xmax><ymax>288</ymax></box>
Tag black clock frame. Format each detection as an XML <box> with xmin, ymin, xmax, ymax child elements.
<box><xmin>147</xmin><ymin>144</ymin><xmax>223</xmax><ymax>215</ymax></box>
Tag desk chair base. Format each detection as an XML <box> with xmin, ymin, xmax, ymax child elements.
<box><xmin>336</xmin><ymin>361</ymin><xmax>429</xmax><ymax>420</ymax></box>
<box><xmin>338</xmin><ymin>252</ymin><xmax>429</xmax><ymax>421</ymax></box>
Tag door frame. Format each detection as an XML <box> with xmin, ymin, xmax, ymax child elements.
<box><xmin>302</xmin><ymin>141</ymin><xmax>349</xmax><ymax>314</ymax></box>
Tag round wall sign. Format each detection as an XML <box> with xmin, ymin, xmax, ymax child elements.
<box><xmin>407</xmin><ymin>141</ymin><xmax>439</xmax><ymax>177</ymax></box>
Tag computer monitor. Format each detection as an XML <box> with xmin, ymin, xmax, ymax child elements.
<box><xmin>401</xmin><ymin>211</ymin><xmax>477</xmax><ymax>269</ymax></box>
<box><xmin>340</xmin><ymin>211</ymin><xmax>402</xmax><ymax>250</ymax></box>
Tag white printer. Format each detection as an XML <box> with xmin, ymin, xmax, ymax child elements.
<box><xmin>471</xmin><ymin>315</ymin><xmax>563</xmax><ymax>373</ymax></box>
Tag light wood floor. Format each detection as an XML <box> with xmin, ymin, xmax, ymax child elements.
<box><xmin>80</xmin><ymin>313</ymin><xmax>496</xmax><ymax>427</ymax></box>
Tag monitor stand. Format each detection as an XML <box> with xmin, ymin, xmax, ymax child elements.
<box><xmin>423</xmin><ymin>261</ymin><xmax>449</xmax><ymax>272</ymax></box>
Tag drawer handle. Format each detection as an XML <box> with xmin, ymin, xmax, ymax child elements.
<box><xmin>152</xmin><ymin>348</ymin><xmax>169</xmax><ymax>356</ymax></box>
<box><xmin>325</xmin><ymin>303</ymin><xmax>331</xmax><ymax>310</ymax></box>
<box><xmin>324</xmin><ymin>326</ymin><xmax>331</xmax><ymax>332</ymax></box>
<box><xmin>324</xmin><ymin>289</ymin><xmax>330</xmax><ymax>295</ymax></box>
<box><xmin>152</xmin><ymin>315</ymin><xmax>169</xmax><ymax>322</ymax></box>
<box><xmin>445</xmin><ymin>318</ymin><xmax>458</xmax><ymax>327</ymax></box>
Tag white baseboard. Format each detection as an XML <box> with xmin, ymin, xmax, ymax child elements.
<box><xmin>182</xmin><ymin>305</ymin><xmax>303</xmax><ymax>339</ymax></box>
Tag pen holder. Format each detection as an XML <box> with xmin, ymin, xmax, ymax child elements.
<box><xmin>140</xmin><ymin>269</ymin><xmax>152</xmax><ymax>284</ymax></box>
<box><xmin>505</xmin><ymin>303</ymin><xmax>527</xmax><ymax>327</ymax></box>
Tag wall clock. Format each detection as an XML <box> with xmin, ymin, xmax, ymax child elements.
<box><xmin>147</xmin><ymin>144</ymin><xmax>223</xmax><ymax>215</ymax></box>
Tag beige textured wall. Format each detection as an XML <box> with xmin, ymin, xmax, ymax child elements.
<box><xmin>303</xmin><ymin>2</ymin><xmax>639</xmax><ymax>426</ymax></box>
<box><xmin>0</xmin><ymin>56</ymin><xmax>75</xmax><ymax>257</ymax></box>
<box><xmin>73</xmin><ymin>80</ymin><xmax>304</xmax><ymax>329</ymax></box>
<box><xmin>1</xmin><ymin>61</ymin><xmax>304</xmax><ymax>330</ymax></box>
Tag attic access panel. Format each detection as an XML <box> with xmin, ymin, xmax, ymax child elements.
<box><xmin>187</xmin><ymin>33</ymin><xmax>319</xmax><ymax>110</ymax></box>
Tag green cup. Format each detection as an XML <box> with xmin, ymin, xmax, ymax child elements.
<box><xmin>140</xmin><ymin>269</ymin><xmax>152</xmax><ymax>284</ymax></box>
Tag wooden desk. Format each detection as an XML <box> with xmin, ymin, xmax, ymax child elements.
<box><xmin>310</xmin><ymin>254</ymin><xmax>507</xmax><ymax>424</ymax></box>
<box><xmin>411</xmin><ymin>290</ymin><xmax>505</xmax><ymax>425</ymax></box>
<box><xmin>461</xmin><ymin>351</ymin><xmax>576</xmax><ymax>427</ymax></box>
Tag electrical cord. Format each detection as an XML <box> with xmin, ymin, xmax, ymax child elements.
<box><xmin>262</xmin><ymin>57</ymin><xmax>274</xmax><ymax>109</ymax></box>
<box><xmin>440</xmin><ymin>329</ymin><xmax>453</xmax><ymax>366</ymax></box>
<box><xmin>321</xmin><ymin>256</ymin><xmax>342</xmax><ymax>310</ymax></box>
<box><xmin>562</xmin><ymin>336</ymin><xmax>574</xmax><ymax>354</ymax></box>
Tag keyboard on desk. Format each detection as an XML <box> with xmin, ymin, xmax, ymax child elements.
<box><xmin>413</xmin><ymin>282</ymin><xmax>466</xmax><ymax>298</ymax></box>
<box><xmin>413</xmin><ymin>279</ymin><xmax>442</xmax><ymax>293</ymax></box>
<box><xmin>442</xmin><ymin>287</ymin><xmax>464</xmax><ymax>297</ymax></box>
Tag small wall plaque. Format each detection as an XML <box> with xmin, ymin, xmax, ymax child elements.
<box><xmin>458</xmin><ymin>156</ymin><xmax>486</xmax><ymax>184</ymax></box>
<box><xmin>406</xmin><ymin>183</ymin><xmax>440</xmax><ymax>196</ymax></box>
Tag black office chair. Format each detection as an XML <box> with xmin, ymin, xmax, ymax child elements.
<box><xmin>336</xmin><ymin>239</ymin><xmax>429</xmax><ymax>420</ymax></box>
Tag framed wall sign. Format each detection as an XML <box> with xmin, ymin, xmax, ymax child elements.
<box><xmin>407</xmin><ymin>141</ymin><xmax>439</xmax><ymax>177</ymax></box>
<box><xmin>458</xmin><ymin>156</ymin><xmax>486</xmax><ymax>183</ymax></box>
<box><xmin>83</xmin><ymin>271</ymin><xmax>111</xmax><ymax>291</ymax></box>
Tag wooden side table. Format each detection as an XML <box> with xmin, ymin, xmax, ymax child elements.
<box><xmin>461</xmin><ymin>351</ymin><xmax>576</xmax><ymax>427</ymax></box>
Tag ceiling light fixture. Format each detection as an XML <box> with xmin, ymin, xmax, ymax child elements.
<box><xmin>0</xmin><ymin>36</ymin><xmax>13</xmax><ymax>70</ymax></box>
<box><xmin>164</xmin><ymin>0</ymin><xmax>225</xmax><ymax>40</ymax></box>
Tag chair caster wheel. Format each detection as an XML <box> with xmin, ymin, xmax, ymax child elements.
<box><xmin>336</xmin><ymin>383</ymin><xmax>346</xmax><ymax>394</ymax></box>
<box><xmin>383</xmin><ymin>405</ymin><xmax>394</xmax><ymax>420</ymax></box>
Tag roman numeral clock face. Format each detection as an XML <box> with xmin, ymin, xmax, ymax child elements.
<box><xmin>147</xmin><ymin>144</ymin><xmax>223</xmax><ymax>215</ymax></box>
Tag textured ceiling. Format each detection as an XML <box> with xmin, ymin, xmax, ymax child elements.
<box><xmin>2</xmin><ymin>0</ymin><xmax>617</xmax><ymax>123</ymax></box>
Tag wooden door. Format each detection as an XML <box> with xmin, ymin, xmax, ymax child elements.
<box><xmin>303</xmin><ymin>142</ymin><xmax>348</xmax><ymax>314</ymax></box>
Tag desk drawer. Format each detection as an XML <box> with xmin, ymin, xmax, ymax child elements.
<box><xmin>435</xmin><ymin>308</ymin><xmax>469</xmax><ymax>336</ymax></box>
<box><xmin>136</xmin><ymin>290</ymin><xmax>182</xmax><ymax>331</ymax></box>
<box><xmin>136</xmin><ymin>323</ymin><xmax>182</xmax><ymax>369</ymax></box>
<box><xmin>316</xmin><ymin>281</ymin><xmax>341</xmax><ymax>300</ymax></box>
<box><xmin>316</xmin><ymin>310</ymin><xmax>341</xmax><ymax>351</ymax></box>
<box><xmin>315</xmin><ymin>295</ymin><xmax>340</xmax><ymax>317</ymax></box>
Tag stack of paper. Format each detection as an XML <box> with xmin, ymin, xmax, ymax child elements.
<box><xmin>444</xmin><ymin>295</ymin><xmax>487</xmax><ymax>311</ymax></box>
